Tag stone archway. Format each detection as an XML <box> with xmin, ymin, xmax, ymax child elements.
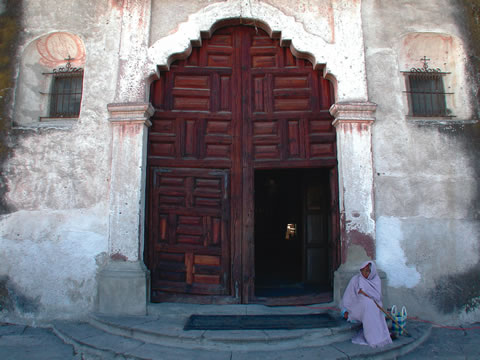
<box><xmin>97</xmin><ymin>0</ymin><xmax>377</xmax><ymax>315</ymax></box>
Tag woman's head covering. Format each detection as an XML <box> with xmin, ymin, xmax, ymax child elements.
<box><xmin>360</xmin><ymin>260</ymin><xmax>377</xmax><ymax>281</ymax></box>
<box><xmin>358</xmin><ymin>261</ymin><xmax>381</xmax><ymax>302</ymax></box>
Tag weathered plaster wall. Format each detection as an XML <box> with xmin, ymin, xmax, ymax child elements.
<box><xmin>0</xmin><ymin>0</ymin><xmax>21</xmax><ymax>214</ymax></box>
<box><xmin>4</xmin><ymin>0</ymin><xmax>478</xmax><ymax>323</ymax></box>
<box><xmin>0</xmin><ymin>0</ymin><xmax>124</xmax><ymax>318</ymax></box>
<box><xmin>363</xmin><ymin>0</ymin><xmax>480</xmax><ymax>323</ymax></box>
<box><xmin>146</xmin><ymin>0</ymin><xmax>369</xmax><ymax>103</ymax></box>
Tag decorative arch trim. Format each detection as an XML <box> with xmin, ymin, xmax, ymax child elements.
<box><xmin>147</xmin><ymin>1</ymin><xmax>334</xmax><ymax>77</ymax></box>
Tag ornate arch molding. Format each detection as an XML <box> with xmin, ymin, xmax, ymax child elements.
<box><xmin>146</xmin><ymin>1</ymin><xmax>336</xmax><ymax>78</ymax></box>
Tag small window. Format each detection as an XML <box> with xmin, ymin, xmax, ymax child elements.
<box><xmin>41</xmin><ymin>55</ymin><xmax>84</xmax><ymax>120</ymax></box>
<box><xmin>402</xmin><ymin>56</ymin><xmax>454</xmax><ymax>118</ymax></box>
<box><xmin>49</xmin><ymin>72</ymin><xmax>83</xmax><ymax>117</ymax></box>
<box><xmin>406</xmin><ymin>73</ymin><xmax>447</xmax><ymax>117</ymax></box>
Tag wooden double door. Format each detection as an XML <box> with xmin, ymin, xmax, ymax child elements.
<box><xmin>147</xmin><ymin>25</ymin><xmax>338</xmax><ymax>304</ymax></box>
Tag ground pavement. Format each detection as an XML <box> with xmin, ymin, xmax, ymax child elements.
<box><xmin>0</xmin><ymin>317</ymin><xmax>479</xmax><ymax>359</ymax></box>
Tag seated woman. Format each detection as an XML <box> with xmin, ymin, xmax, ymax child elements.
<box><xmin>340</xmin><ymin>261</ymin><xmax>392</xmax><ymax>348</ymax></box>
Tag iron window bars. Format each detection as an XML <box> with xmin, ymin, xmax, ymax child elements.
<box><xmin>42</xmin><ymin>56</ymin><xmax>84</xmax><ymax>118</ymax></box>
<box><xmin>402</xmin><ymin>56</ymin><xmax>453</xmax><ymax>117</ymax></box>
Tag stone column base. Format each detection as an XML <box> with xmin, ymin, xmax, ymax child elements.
<box><xmin>97</xmin><ymin>261</ymin><xmax>150</xmax><ymax>315</ymax></box>
<box><xmin>334</xmin><ymin>264</ymin><xmax>388</xmax><ymax>306</ymax></box>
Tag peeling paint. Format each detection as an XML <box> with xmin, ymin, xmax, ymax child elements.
<box><xmin>376</xmin><ymin>217</ymin><xmax>421</xmax><ymax>288</ymax></box>
<box><xmin>348</xmin><ymin>229</ymin><xmax>375</xmax><ymax>260</ymax></box>
<box><xmin>110</xmin><ymin>252</ymin><xmax>128</xmax><ymax>261</ymax></box>
<box><xmin>1</xmin><ymin>0</ymin><xmax>478</xmax><ymax>323</ymax></box>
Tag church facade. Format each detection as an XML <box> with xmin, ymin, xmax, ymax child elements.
<box><xmin>0</xmin><ymin>0</ymin><xmax>479</xmax><ymax>324</ymax></box>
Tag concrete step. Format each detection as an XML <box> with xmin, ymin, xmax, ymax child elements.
<box><xmin>51</xmin><ymin>321</ymin><xmax>231</xmax><ymax>360</ymax></box>
<box><xmin>87</xmin><ymin>312</ymin><xmax>360</xmax><ymax>351</ymax></box>
<box><xmin>52</xmin><ymin>310</ymin><xmax>431</xmax><ymax>360</ymax></box>
<box><xmin>50</xmin><ymin>303</ymin><xmax>432</xmax><ymax>359</ymax></box>
<box><xmin>52</xmin><ymin>319</ymin><xmax>431</xmax><ymax>360</ymax></box>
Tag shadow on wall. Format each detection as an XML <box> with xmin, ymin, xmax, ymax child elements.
<box><xmin>0</xmin><ymin>276</ymin><xmax>40</xmax><ymax>315</ymax></box>
<box><xmin>431</xmin><ymin>263</ymin><xmax>480</xmax><ymax>314</ymax></box>
<box><xmin>0</xmin><ymin>0</ymin><xmax>21</xmax><ymax>215</ymax></box>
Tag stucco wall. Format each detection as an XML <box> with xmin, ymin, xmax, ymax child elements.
<box><xmin>1</xmin><ymin>0</ymin><xmax>478</xmax><ymax>323</ymax></box>
<box><xmin>0</xmin><ymin>0</ymin><xmax>123</xmax><ymax>318</ymax></box>
<box><xmin>363</xmin><ymin>0</ymin><xmax>480</xmax><ymax>323</ymax></box>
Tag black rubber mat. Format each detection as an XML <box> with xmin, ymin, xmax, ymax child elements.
<box><xmin>184</xmin><ymin>313</ymin><xmax>341</xmax><ymax>330</ymax></box>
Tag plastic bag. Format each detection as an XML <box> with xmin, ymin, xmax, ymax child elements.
<box><xmin>390</xmin><ymin>305</ymin><xmax>407</xmax><ymax>336</ymax></box>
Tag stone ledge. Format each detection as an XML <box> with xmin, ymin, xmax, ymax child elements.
<box><xmin>330</xmin><ymin>101</ymin><xmax>377</xmax><ymax>126</ymax></box>
<box><xmin>107</xmin><ymin>102</ymin><xmax>154</xmax><ymax>125</ymax></box>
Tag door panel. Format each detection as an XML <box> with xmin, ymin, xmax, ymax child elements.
<box><xmin>147</xmin><ymin>26</ymin><xmax>337</xmax><ymax>303</ymax></box>
<box><xmin>149</xmin><ymin>168</ymin><xmax>230</xmax><ymax>298</ymax></box>
<box><xmin>303</xmin><ymin>175</ymin><xmax>330</xmax><ymax>285</ymax></box>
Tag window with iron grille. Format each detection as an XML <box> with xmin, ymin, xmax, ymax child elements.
<box><xmin>402</xmin><ymin>56</ymin><xmax>453</xmax><ymax>118</ymax></box>
<box><xmin>406</xmin><ymin>73</ymin><xmax>448</xmax><ymax>117</ymax></box>
<box><xmin>49</xmin><ymin>72</ymin><xmax>83</xmax><ymax>117</ymax></box>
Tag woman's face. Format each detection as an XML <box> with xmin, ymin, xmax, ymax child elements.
<box><xmin>360</xmin><ymin>263</ymin><xmax>371</xmax><ymax>279</ymax></box>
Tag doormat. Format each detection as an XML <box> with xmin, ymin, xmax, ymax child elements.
<box><xmin>184</xmin><ymin>313</ymin><xmax>341</xmax><ymax>330</ymax></box>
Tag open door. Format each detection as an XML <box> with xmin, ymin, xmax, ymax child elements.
<box><xmin>253</xmin><ymin>168</ymin><xmax>333</xmax><ymax>305</ymax></box>
<box><xmin>303</xmin><ymin>172</ymin><xmax>330</xmax><ymax>286</ymax></box>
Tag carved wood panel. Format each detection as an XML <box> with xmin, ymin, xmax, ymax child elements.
<box><xmin>149</xmin><ymin>168</ymin><xmax>229</xmax><ymax>296</ymax></box>
<box><xmin>147</xmin><ymin>26</ymin><xmax>336</xmax><ymax>302</ymax></box>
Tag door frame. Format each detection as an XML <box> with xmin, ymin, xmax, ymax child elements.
<box><xmin>102</xmin><ymin>5</ymin><xmax>376</xmax><ymax>315</ymax></box>
<box><xmin>245</xmin><ymin>165</ymin><xmax>339</xmax><ymax>305</ymax></box>
<box><xmin>146</xmin><ymin>25</ymin><xmax>340</xmax><ymax>305</ymax></box>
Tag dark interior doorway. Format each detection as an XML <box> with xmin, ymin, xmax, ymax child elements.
<box><xmin>254</xmin><ymin>168</ymin><xmax>332</xmax><ymax>299</ymax></box>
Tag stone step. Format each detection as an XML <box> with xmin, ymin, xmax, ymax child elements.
<box><xmin>52</xmin><ymin>319</ymin><xmax>431</xmax><ymax>360</ymax></box>
<box><xmin>87</xmin><ymin>312</ymin><xmax>359</xmax><ymax>351</ymax></box>
<box><xmin>52</xmin><ymin>321</ymin><xmax>231</xmax><ymax>360</ymax></box>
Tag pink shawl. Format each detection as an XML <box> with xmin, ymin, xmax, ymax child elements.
<box><xmin>340</xmin><ymin>261</ymin><xmax>392</xmax><ymax>348</ymax></box>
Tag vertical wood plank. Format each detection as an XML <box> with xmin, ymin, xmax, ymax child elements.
<box><xmin>264</xmin><ymin>73</ymin><xmax>273</xmax><ymax>114</ymax></box>
<box><xmin>211</xmin><ymin>73</ymin><xmax>220</xmax><ymax>113</ymax></box>
<box><xmin>185</xmin><ymin>252</ymin><xmax>194</xmax><ymax>285</ymax></box>
<box><xmin>288</xmin><ymin>120</ymin><xmax>300</xmax><ymax>158</ymax></box>
<box><xmin>160</xmin><ymin>216</ymin><xmax>167</xmax><ymax>241</ymax></box>
<box><xmin>204</xmin><ymin>216</ymin><xmax>211</xmax><ymax>247</ymax></box>
<box><xmin>185</xmin><ymin>176</ymin><xmax>194</xmax><ymax>208</ymax></box>
<box><xmin>254</xmin><ymin>76</ymin><xmax>264</xmax><ymax>113</ymax></box>
<box><xmin>230</xmin><ymin>26</ymin><xmax>244</xmax><ymax>301</ymax></box>
<box><xmin>168</xmin><ymin>213</ymin><xmax>177</xmax><ymax>245</ymax></box>
<box><xmin>241</xmin><ymin>28</ymin><xmax>255</xmax><ymax>302</ymax></box>
<box><xmin>184</xmin><ymin>119</ymin><xmax>196</xmax><ymax>157</ymax></box>
<box><xmin>212</xmin><ymin>218</ymin><xmax>220</xmax><ymax>245</ymax></box>
<box><xmin>220</xmin><ymin>76</ymin><xmax>231</xmax><ymax>112</ymax></box>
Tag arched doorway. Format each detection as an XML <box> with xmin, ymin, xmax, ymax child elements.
<box><xmin>146</xmin><ymin>25</ymin><xmax>339</xmax><ymax>305</ymax></box>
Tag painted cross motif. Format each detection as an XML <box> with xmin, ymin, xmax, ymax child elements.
<box><xmin>53</xmin><ymin>55</ymin><xmax>83</xmax><ymax>74</ymax></box>
<box><xmin>409</xmin><ymin>56</ymin><xmax>441</xmax><ymax>73</ymax></box>
<box><xmin>420</xmin><ymin>56</ymin><xmax>431</xmax><ymax>70</ymax></box>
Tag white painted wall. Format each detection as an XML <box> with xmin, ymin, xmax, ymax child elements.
<box><xmin>363</xmin><ymin>0</ymin><xmax>480</xmax><ymax>323</ymax></box>
<box><xmin>1</xmin><ymin>0</ymin><xmax>478</xmax><ymax>323</ymax></box>
<box><xmin>0</xmin><ymin>206</ymin><xmax>108</xmax><ymax>318</ymax></box>
<box><xmin>1</xmin><ymin>0</ymin><xmax>123</xmax><ymax>318</ymax></box>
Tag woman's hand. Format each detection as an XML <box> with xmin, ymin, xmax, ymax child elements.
<box><xmin>358</xmin><ymin>288</ymin><xmax>370</xmax><ymax>298</ymax></box>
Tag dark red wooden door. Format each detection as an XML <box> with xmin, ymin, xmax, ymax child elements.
<box><xmin>147</xmin><ymin>26</ymin><xmax>336</xmax><ymax>303</ymax></box>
